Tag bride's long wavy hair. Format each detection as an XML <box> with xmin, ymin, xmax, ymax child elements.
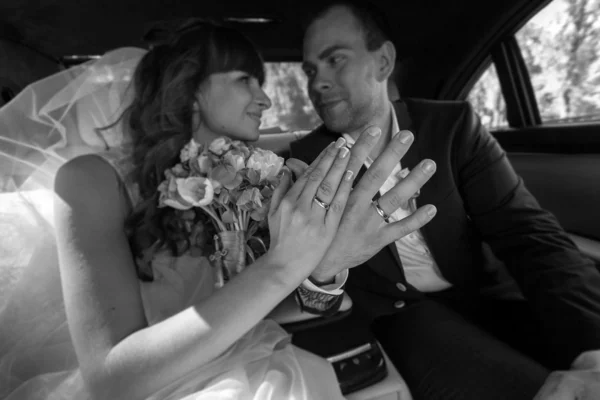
<box><xmin>119</xmin><ymin>19</ymin><xmax>265</xmax><ymax>280</ymax></box>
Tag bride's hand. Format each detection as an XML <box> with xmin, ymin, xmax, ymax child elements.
<box><xmin>266</xmin><ymin>138</ymin><xmax>352</xmax><ymax>281</ymax></box>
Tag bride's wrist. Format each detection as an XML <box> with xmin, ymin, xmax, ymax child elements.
<box><xmin>261</xmin><ymin>248</ymin><xmax>311</xmax><ymax>287</ymax></box>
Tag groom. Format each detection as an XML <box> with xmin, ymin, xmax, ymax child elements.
<box><xmin>292</xmin><ymin>0</ymin><xmax>600</xmax><ymax>399</ymax></box>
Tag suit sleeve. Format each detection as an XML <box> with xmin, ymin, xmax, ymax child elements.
<box><xmin>454</xmin><ymin>101</ymin><xmax>600</xmax><ymax>366</ymax></box>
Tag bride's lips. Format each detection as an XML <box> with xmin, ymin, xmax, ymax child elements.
<box><xmin>247</xmin><ymin>112</ymin><xmax>262</xmax><ymax>122</ymax></box>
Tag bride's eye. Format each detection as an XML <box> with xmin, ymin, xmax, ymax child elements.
<box><xmin>238</xmin><ymin>75</ymin><xmax>251</xmax><ymax>84</ymax></box>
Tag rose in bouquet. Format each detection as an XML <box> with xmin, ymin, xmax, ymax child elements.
<box><xmin>157</xmin><ymin>137</ymin><xmax>284</xmax><ymax>288</ymax></box>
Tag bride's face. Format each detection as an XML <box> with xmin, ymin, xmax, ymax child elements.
<box><xmin>194</xmin><ymin>70</ymin><xmax>271</xmax><ymax>143</ymax></box>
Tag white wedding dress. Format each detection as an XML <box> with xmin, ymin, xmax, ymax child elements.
<box><xmin>0</xmin><ymin>148</ymin><xmax>344</xmax><ymax>400</ymax></box>
<box><xmin>0</xmin><ymin>47</ymin><xmax>344</xmax><ymax>400</ymax></box>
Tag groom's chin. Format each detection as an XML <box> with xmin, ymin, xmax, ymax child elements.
<box><xmin>322</xmin><ymin>117</ymin><xmax>351</xmax><ymax>134</ymax></box>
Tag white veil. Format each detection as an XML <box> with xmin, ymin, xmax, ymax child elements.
<box><xmin>0</xmin><ymin>47</ymin><xmax>146</xmax><ymax>398</ymax></box>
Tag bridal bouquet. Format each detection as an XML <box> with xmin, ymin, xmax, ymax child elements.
<box><xmin>157</xmin><ymin>137</ymin><xmax>284</xmax><ymax>287</ymax></box>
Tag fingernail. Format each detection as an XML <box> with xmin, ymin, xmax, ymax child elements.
<box><xmin>368</xmin><ymin>127</ymin><xmax>381</xmax><ymax>137</ymax></box>
<box><xmin>427</xmin><ymin>205</ymin><xmax>437</xmax><ymax>217</ymax></box>
<box><xmin>344</xmin><ymin>170</ymin><xmax>354</xmax><ymax>181</ymax></box>
<box><xmin>399</xmin><ymin>131</ymin><xmax>413</xmax><ymax>144</ymax></box>
<box><xmin>335</xmin><ymin>137</ymin><xmax>346</xmax><ymax>148</ymax></box>
<box><xmin>421</xmin><ymin>160</ymin><xmax>436</xmax><ymax>174</ymax></box>
<box><xmin>339</xmin><ymin>147</ymin><xmax>349</xmax><ymax>158</ymax></box>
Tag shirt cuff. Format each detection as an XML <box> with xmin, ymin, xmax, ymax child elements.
<box><xmin>572</xmin><ymin>350</ymin><xmax>600</xmax><ymax>371</ymax></box>
<box><xmin>300</xmin><ymin>270</ymin><xmax>348</xmax><ymax>295</ymax></box>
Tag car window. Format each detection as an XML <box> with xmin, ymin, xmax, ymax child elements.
<box><xmin>260</xmin><ymin>62</ymin><xmax>321</xmax><ymax>133</ymax></box>
<box><xmin>468</xmin><ymin>0</ymin><xmax>600</xmax><ymax>129</ymax></box>
<box><xmin>467</xmin><ymin>63</ymin><xmax>508</xmax><ymax>130</ymax></box>
<box><xmin>515</xmin><ymin>0</ymin><xmax>600</xmax><ymax>124</ymax></box>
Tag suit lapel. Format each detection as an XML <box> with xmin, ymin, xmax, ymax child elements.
<box><xmin>398</xmin><ymin>100</ymin><xmax>462</xmax><ymax>284</ymax></box>
<box><xmin>396</xmin><ymin>100</ymin><xmax>448</xmax><ymax>277</ymax></box>
<box><xmin>394</xmin><ymin>100</ymin><xmax>444</xmax><ymax>268</ymax></box>
<box><xmin>379</xmin><ymin>101</ymin><xmax>422</xmax><ymax>282</ymax></box>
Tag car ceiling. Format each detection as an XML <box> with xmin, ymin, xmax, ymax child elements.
<box><xmin>0</xmin><ymin>0</ymin><xmax>549</xmax><ymax>98</ymax></box>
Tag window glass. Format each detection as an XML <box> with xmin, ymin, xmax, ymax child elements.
<box><xmin>467</xmin><ymin>63</ymin><xmax>509</xmax><ymax>130</ymax></box>
<box><xmin>260</xmin><ymin>62</ymin><xmax>321</xmax><ymax>132</ymax></box>
<box><xmin>516</xmin><ymin>0</ymin><xmax>600</xmax><ymax>124</ymax></box>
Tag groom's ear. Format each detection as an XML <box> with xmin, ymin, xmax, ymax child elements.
<box><xmin>375</xmin><ymin>41</ymin><xmax>396</xmax><ymax>83</ymax></box>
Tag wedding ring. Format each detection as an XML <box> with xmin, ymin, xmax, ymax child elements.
<box><xmin>313</xmin><ymin>196</ymin><xmax>330</xmax><ymax>210</ymax></box>
<box><xmin>372</xmin><ymin>199</ymin><xmax>390</xmax><ymax>222</ymax></box>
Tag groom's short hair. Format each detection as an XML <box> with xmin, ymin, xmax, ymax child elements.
<box><xmin>303</xmin><ymin>0</ymin><xmax>393</xmax><ymax>52</ymax></box>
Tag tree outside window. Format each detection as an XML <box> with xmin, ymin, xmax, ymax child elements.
<box><xmin>518</xmin><ymin>0</ymin><xmax>600</xmax><ymax>123</ymax></box>
<box><xmin>469</xmin><ymin>0</ymin><xmax>600</xmax><ymax>129</ymax></box>
<box><xmin>260</xmin><ymin>62</ymin><xmax>321</xmax><ymax>132</ymax></box>
<box><xmin>467</xmin><ymin>63</ymin><xmax>508</xmax><ymax>129</ymax></box>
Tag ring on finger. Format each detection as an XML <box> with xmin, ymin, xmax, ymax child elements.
<box><xmin>313</xmin><ymin>196</ymin><xmax>330</xmax><ymax>211</ymax></box>
<box><xmin>372</xmin><ymin>198</ymin><xmax>390</xmax><ymax>222</ymax></box>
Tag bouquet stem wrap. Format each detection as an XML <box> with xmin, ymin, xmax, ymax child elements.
<box><xmin>213</xmin><ymin>231</ymin><xmax>246</xmax><ymax>287</ymax></box>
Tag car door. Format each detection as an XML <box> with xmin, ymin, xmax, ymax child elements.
<box><xmin>451</xmin><ymin>0</ymin><xmax>600</xmax><ymax>265</ymax></box>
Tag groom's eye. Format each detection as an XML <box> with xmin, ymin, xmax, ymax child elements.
<box><xmin>329</xmin><ymin>54</ymin><xmax>346</xmax><ymax>66</ymax></box>
<box><xmin>303</xmin><ymin>67</ymin><xmax>316</xmax><ymax>79</ymax></box>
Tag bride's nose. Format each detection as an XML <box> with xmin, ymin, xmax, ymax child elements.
<box><xmin>255</xmin><ymin>88</ymin><xmax>272</xmax><ymax>111</ymax></box>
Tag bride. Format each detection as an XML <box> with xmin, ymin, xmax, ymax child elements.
<box><xmin>0</xmin><ymin>19</ymin><xmax>358</xmax><ymax>399</ymax></box>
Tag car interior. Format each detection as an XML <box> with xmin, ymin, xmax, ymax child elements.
<box><xmin>1</xmin><ymin>0</ymin><xmax>599</xmax><ymax>398</ymax></box>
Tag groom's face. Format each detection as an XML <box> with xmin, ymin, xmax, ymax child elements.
<box><xmin>303</xmin><ymin>6</ymin><xmax>382</xmax><ymax>134</ymax></box>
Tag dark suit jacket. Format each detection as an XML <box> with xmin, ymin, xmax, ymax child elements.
<box><xmin>290</xmin><ymin>98</ymin><xmax>600</xmax><ymax>365</ymax></box>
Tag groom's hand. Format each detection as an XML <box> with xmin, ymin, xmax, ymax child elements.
<box><xmin>288</xmin><ymin>126</ymin><xmax>437</xmax><ymax>283</ymax></box>
<box><xmin>533</xmin><ymin>351</ymin><xmax>600</xmax><ymax>400</ymax></box>
<box><xmin>534</xmin><ymin>369</ymin><xmax>600</xmax><ymax>400</ymax></box>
